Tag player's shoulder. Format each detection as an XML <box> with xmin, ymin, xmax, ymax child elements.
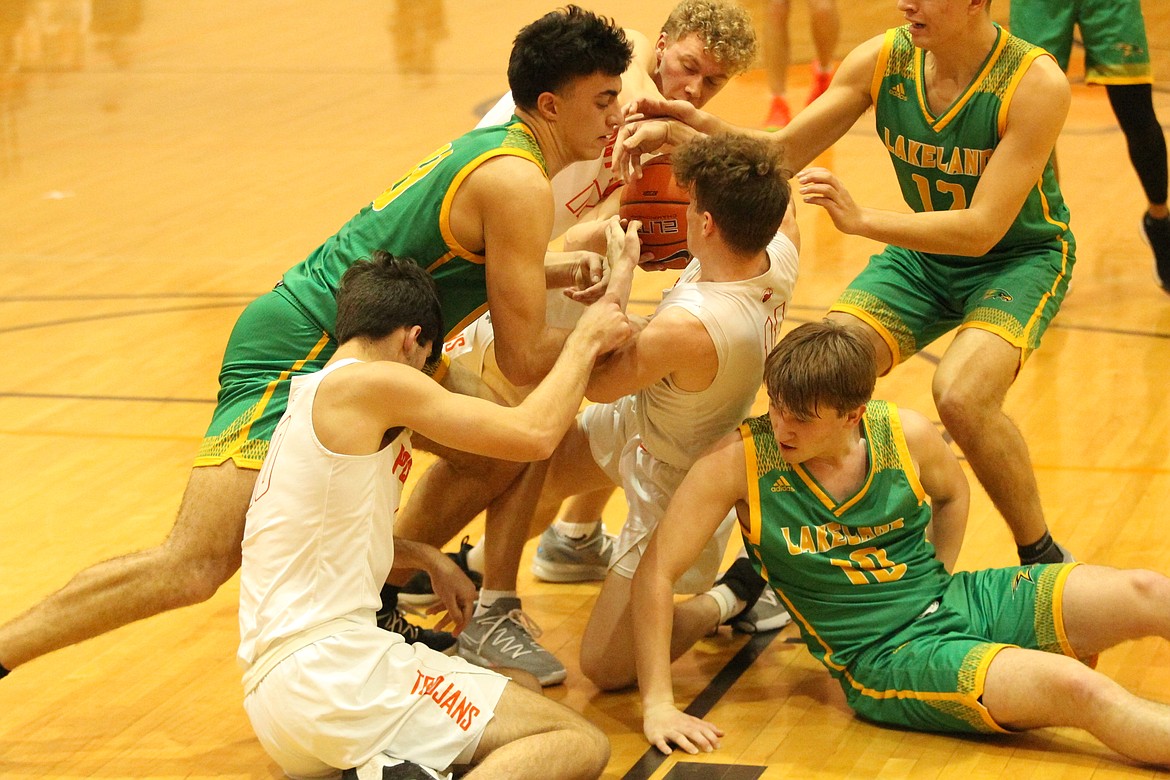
<box><xmin>891</xmin><ymin>405</ymin><xmax>943</xmax><ymax>452</ymax></box>
<box><xmin>1004</xmin><ymin>50</ymin><xmax>1071</xmax><ymax>124</ymax></box>
<box><xmin>639</xmin><ymin>303</ymin><xmax>713</xmax><ymax>357</ymax></box>
<box><xmin>1017</xmin><ymin>48</ymin><xmax>1071</xmax><ymax>93</ymax></box>
<box><xmin>464</xmin><ymin>154</ymin><xmax>552</xmax><ymax>200</ymax></box>
<box><xmin>625</xmin><ymin>27</ymin><xmax>653</xmax><ymax>55</ymax></box>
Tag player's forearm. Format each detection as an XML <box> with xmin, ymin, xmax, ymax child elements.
<box><xmin>390</xmin><ymin>538</ymin><xmax>446</xmax><ymax>575</ymax></box>
<box><xmin>506</xmin><ymin>328</ymin><xmax>606</xmax><ymax>456</ymax></box>
<box><xmin>544</xmin><ymin>255</ymin><xmax>584</xmax><ymax>288</ymax></box>
<box><xmin>853</xmin><ymin>206</ymin><xmax>1008</xmax><ymax>256</ymax></box>
<box><xmin>632</xmin><ymin>572</ymin><xmax>680</xmax><ymax>713</ymax></box>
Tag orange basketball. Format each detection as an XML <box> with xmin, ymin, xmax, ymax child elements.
<box><xmin>619</xmin><ymin>155</ymin><xmax>691</xmax><ymax>270</ymax></box>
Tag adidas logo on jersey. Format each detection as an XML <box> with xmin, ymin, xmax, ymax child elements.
<box><xmin>889</xmin><ymin>82</ymin><xmax>907</xmax><ymax>101</ymax></box>
<box><xmin>771</xmin><ymin>476</ymin><xmax>795</xmax><ymax>493</ymax></box>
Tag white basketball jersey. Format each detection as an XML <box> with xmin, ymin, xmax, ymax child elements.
<box><xmin>636</xmin><ymin>231</ymin><xmax>799</xmax><ymax>469</ymax></box>
<box><xmin>238</xmin><ymin>358</ymin><xmax>413</xmax><ymax>671</ymax></box>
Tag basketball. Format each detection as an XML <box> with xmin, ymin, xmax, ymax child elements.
<box><xmin>619</xmin><ymin>155</ymin><xmax>691</xmax><ymax>270</ymax></box>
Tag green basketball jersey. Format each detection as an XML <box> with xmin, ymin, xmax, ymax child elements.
<box><xmin>739</xmin><ymin>401</ymin><xmax>950</xmax><ymax>673</ymax></box>
<box><xmin>871</xmin><ymin>25</ymin><xmax>1072</xmax><ymax>263</ymax></box>
<box><xmin>278</xmin><ymin>117</ymin><xmax>547</xmax><ymax>340</ymax></box>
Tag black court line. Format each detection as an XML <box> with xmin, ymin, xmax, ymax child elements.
<box><xmin>0</xmin><ymin>293</ymin><xmax>262</xmax><ymax>302</ymax></box>
<box><xmin>620</xmin><ymin>630</ymin><xmax>783</xmax><ymax>780</ymax></box>
<box><xmin>0</xmin><ymin>391</ymin><xmax>213</xmax><ymax>404</ymax></box>
<box><xmin>0</xmin><ymin>301</ymin><xmax>251</xmax><ymax>335</ymax></box>
<box><xmin>663</xmin><ymin>764</ymin><xmax>766</xmax><ymax>779</ymax></box>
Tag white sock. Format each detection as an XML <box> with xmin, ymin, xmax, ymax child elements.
<box><xmin>475</xmin><ymin>589</ymin><xmax>517</xmax><ymax>616</ymax></box>
<box><xmin>466</xmin><ymin>542</ymin><xmax>485</xmax><ymax>576</ymax></box>
<box><xmin>554</xmin><ymin>519</ymin><xmax>600</xmax><ymax>539</ymax></box>
<box><xmin>705</xmin><ymin>583</ymin><xmax>747</xmax><ymax>623</ymax></box>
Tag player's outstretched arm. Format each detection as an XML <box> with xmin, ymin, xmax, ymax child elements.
<box><xmin>614</xmin><ymin>34</ymin><xmax>880</xmax><ymax>180</ymax></box>
<box><xmin>900</xmin><ymin>408</ymin><xmax>969</xmax><ymax>572</ymax></box>
<box><xmin>632</xmin><ymin>431</ymin><xmax>748</xmax><ymax>754</ymax></box>
<box><xmin>332</xmin><ymin>305</ymin><xmax>630</xmax><ymax>463</ymax></box>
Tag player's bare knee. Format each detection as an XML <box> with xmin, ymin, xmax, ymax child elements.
<box><xmin>1048</xmin><ymin>667</ymin><xmax>1118</xmax><ymax>729</ymax></box>
<box><xmin>1124</xmin><ymin>569</ymin><xmax>1170</xmax><ymax>614</ymax></box>
<box><xmin>580</xmin><ymin>652</ymin><xmax>634</xmax><ymax>692</ymax></box>
<box><xmin>933</xmin><ymin>384</ymin><xmax>985</xmax><ymax>439</ymax></box>
<box><xmin>574</xmin><ymin>721</ymin><xmax>611</xmax><ymax>777</ymax></box>
<box><xmin>549</xmin><ymin>709</ymin><xmax>610</xmax><ymax>775</ymax></box>
<box><xmin>159</xmin><ymin>542</ymin><xmax>240</xmax><ymax>607</ymax></box>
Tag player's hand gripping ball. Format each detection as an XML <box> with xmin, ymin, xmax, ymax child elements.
<box><xmin>618</xmin><ymin>155</ymin><xmax>691</xmax><ymax>271</ymax></box>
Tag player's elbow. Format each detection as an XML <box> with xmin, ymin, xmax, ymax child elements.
<box><xmin>961</xmin><ymin>213</ymin><xmax>1012</xmax><ymax>256</ymax></box>
<box><xmin>495</xmin><ymin>351</ymin><xmax>542</xmax><ymax>386</ymax></box>
<box><xmin>507</xmin><ymin>425</ymin><xmax>562</xmax><ymax>462</ymax></box>
<box><xmin>584</xmin><ymin>384</ymin><xmax>622</xmax><ymax>404</ymax></box>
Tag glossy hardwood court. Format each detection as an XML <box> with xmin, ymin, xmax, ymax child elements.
<box><xmin>2</xmin><ymin>1</ymin><xmax>1169</xmax><ymax>778</ymax></box>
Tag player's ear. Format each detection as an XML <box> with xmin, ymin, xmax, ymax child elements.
<box><xmin>536</xmin><ymin>90</ymin><xmax>558</xmax><ymax>120</ymax></box>
<box><xmin>400</xmin><ymin>324</ymin><xmax>422</xmax><ymax>353</ymax></box>
<box><xmin>844</xmin><ymin>403</ymin><xmax>867</xmax><ymax>425</ymax></box>
<box><xmin>701</xmin><ymin>209</ymin><xmax>716</xmax><ymax>238</ymax></box>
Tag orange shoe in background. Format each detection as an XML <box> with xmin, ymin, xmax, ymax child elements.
<box><xmin>808</xmin><ymin>60</ymin><xmax>836</xmax><ymax>104</ymax></box>
<box><xmin>764</xmin><ymin>95</ymin><xmax>791</xmax><ymax>131</ymax></box>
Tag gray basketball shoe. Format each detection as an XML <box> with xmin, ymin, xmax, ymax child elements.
<box><xmin>457</xmin><ymin>597</ymin><xmax>567</xmax><ymax>686</ymax></box>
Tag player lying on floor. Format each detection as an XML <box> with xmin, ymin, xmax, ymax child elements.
<box><xmin>630</xmin><ymin>320</ymin><xmax>1170</xmax><ymax>767</ymax></box>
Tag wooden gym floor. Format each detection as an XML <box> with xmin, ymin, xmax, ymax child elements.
<box><xmin>1</xmin><ymin>1</ymin><xmax>1169</xmax><ymax>778</ymax></box>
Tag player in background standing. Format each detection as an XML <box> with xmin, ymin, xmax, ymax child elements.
<box><xmin>1010</xmin><ymin>0</ymin><xmax>1170</xmax><ymax>292</ymax></box>
<box><xmin>760</xmin><ymin>0</ymin><xmax>840</xmax><ymax>130</ymax></box>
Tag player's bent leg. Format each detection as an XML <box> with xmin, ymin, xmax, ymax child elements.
<box><xmin>1059</xmin><ymin>564</ymin><xmax>1170</xmax><ymax>656</ymax></box>
<box><xmin>0</xmin><ymin>462</ymin><xmax>254</xmax><ymax>669</ymax></box>
<box><xmin>580</xmin><ymin>571</ymin><xmax>637</xmax><ymax>690</ymax></box>
<box><xmin>394</xmin><ymin>436</ymin><xmax>527</xmax><ymax>550</ymax></box>
<box><xmin>580</xmin><ymin>565</ymin><xmax>724</xmax><ymax>691</ymax></box>
<box><xmin>480</xmin><ymin>459</ymin><xmax>551</xmax><ymax>593</ymax></box>
<box><xmin>982</xmin><ymin>646</ymin><xmax>1170</xmax><ymax>766</ymax></box>
<box><xmin>468</xmin><ymin>681</ymin><xmax>609</xmax><ymax>779</ymax></box>
<box><xmin>824</xmin><ymin>311</ymin><xmax>894</xmax><ymax>375</ymax></box>
<box><xmin>530</xmin><ymin>426</ymin><xmax>616</xmax><ymax>582</ymax></box>
<box><xmin>932</xmin><ymin>328</ymin><xmax>1049</xmax><ymax>548</ymax></box>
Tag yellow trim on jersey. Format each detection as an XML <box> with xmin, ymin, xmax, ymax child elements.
<box><xmin>436</xmin><ymin>144</ymin><xmax>546</xmax><ymax>269</ymax></box>
<box><xmin>740</xmin><ymin>423</ymin><xmax>764</xmax><ymax>548</ymax></box>
<box><xmin>870</xmin><ymin>28</ymin><xmax>898</xmax><ymax>105</ymax></box>
<box><xmin>1085</xmin><ymin>74</ymin><xmax>1154</xmax><ymax>87</ymax></box>
<box><xmin>791</xmin><ymin>433</ymin><xmax>876</xmax><ymax>516</ymax></box>
<box><xmin>996</xmin><ymin>47</ymin><xmax>1048</xmax><ymax>136</ymax></box>
<box><xmin>920</xmin><ymin>29</ymin><xmax>1008</xmax><ymax>132</ymax></box>
<box><xmin>444</xmin><ymin>302</ymin><xmax>490</xmax><ymax>344</ymax></box>
<box><xmin>828</xmin><ymin>302</ymin><xmax>902</xmax><ymax>372</ymax></box>
<box><xmin>1050</xmin><ymin>562</ymin><xmax>1080</xmax><ymax>658</ymax></box>
<box><xmin>1036</xmin><ymin>176</ymin><xmax>1071</xmax><ymax>232</ymax></box>
<box><xmin>888</xmin><ymin>405</ymin><xmax>927</xmax><ymax>503</ymax></box>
